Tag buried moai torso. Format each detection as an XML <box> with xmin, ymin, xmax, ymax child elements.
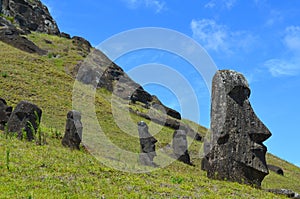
<box><xmin>204</xmin><ymin>70</ymin><xmax>272</xmax><ymax>187</ymax></box>
<box><xmin>62</xmin><ymin>110</ymin><xmax>83</xmax><ymax>150</ymax></box>
<box><xmin>172</xmin><ymin>129</ymin><xmax>192</xmax><ymax>165</ymax></box>
<box><xmin>138</xmin><ymin>121</ymin><xmax>157</xmax><ymax>167</ymax></box>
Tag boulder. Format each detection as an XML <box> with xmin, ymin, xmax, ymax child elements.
<box><xmin>0</xmin><ymin>0</ymin><xmax>60</xmax><ymax>35</ymax></box>
<box><xmin>204</xmin><ymin>70</ymin><xmax>272</xmax><ymax>187</ymax></box>
<box><xmin>7</xmin><ymin>101</ymin><xmax>42</xmax><ymax>141</ymax></box>
<box><xmin>0</xmin><ymin>98</ymin><xmax>12</xmax><ymax>130</ymax></box>
<box><xmin>72</xmin><ymin>36</ymin><xmax>92</xmax><ymax>57</ymax></box>
<box><xmin>172</xmin><ymin>129</ymin><xmax>192</xmax><ymax>165</ymax></box>
<box><xmin>138</xmin><ymin>121</ymin><xmax>157</xmax><ymax>167</ymax></box>
<box><xmin>62</xmin><ymin>110</ymin><xmax>83</xmax><ymax>150</ymax></box>
<box><xmin>268</xmin><ymin>164</ymin><xmax>284</xmax><ymax>175</ymax></box>
<box><xmin>60</xmin><ymin>32</ymin><xmax>71</xmax><ymax>39</ymax></box>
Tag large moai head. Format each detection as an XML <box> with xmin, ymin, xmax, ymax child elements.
<box><xmin>205</xmin><ymin>70</ymin><xmax>272</xmax><ymax>187</ymax></box>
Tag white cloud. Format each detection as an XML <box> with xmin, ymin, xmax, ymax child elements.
<box><xmin>204</xmin><ymin>0</ymin><xmax>237</xmax><ymax>10</ymax></box>
<box><xmin>191</xmin><ymin>19</ymin><xmax>228</xmax><ymax>52</ymax></box>
<box><xmin>264</xmin><ymin>59</ymin><xmax>299</xmax><ymax>77</ymax></box>
<box><xmin>265</xmin><ymin>10</ymin><xmax>283</xmax><ymax>27</ymax></box>
<box><xmin>122</xmin><ymin>0</ymin><xmax>166</xmax><ymax>13</ymax></box>
<box><xmin>284</xmin><ymin>26</ymin><xmax>300</xmax><ymax>53</ymax></box>
<box><xmin>190</xmin><ymin>19</ymin><xmax>256</xmax><ymax>54</ymax></box>
<box><xmin>264</xmin><ymin>26</ymin><xmax>300</xmax><ymax>77</ymax></box>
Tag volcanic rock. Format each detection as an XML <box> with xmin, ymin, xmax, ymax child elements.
<box><xmin>268</xmin><ymin>164</ymin><xmax>284</xmax><ymax>175</ymax></box>
<box><xmin>0</xmin><ymin>0</ymin><xmax>60</xmax><ymax>35</ymax></box>
<box><xmin>7</xmin><ymin>101</ymin><xmax>42</xmax><ymax>141</ymax></box>
<box><xmin>0</xmin><ymin>21</ymin><xmax>46</xmax><ymax>54</ymax></box>
<box><xmin>74</xmin><ymin>49</ymin><xmax>181</xmax><ymax>120</ymax></box>
<box><xmin>204</xmin><ymin>70</ymin><xmax>272</xmax><ymax>187</ymax></box>
<box><xmin>267</xmin><ymin>189</ymin><xmax>300</xmax><ymax>199</ymax></box>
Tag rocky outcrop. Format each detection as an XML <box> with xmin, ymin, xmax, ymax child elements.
<box><xmin>62</xmin><ymin>110</ymin><xmax>83</xmax><ymax>150</ymax></box>
<box><xmin>72</xmin><ymin>36</ymin><xmax>92</xmax><ymax>57</ymax></box>
<box><xmin>268</xmin><ymin>164</ymin><xmax>284</xmax><ymax>175</ymax></box>
<box><xmin>0</xmin><ymin>18</ymin><xmax>46</xmax><ymax>54</ymax></box>
<box><xmin>0</xmin><ymin>0</ymin><xmax>60</xmax><ymax>35</ymax></box>
<box><xmin>0</xmin><ymin>98</ymin><xmax>12</xmax><ymax>130</ymax></box>
<box><xmin>204</xmin><ymin>70</ymin><xmax>272</xmax><ymax>187</ymax></box>
<box><xmin>138</xmin><ymin>121</ymin><xmax>157</xmax><ymax>167</ymax></box>
<box><xmin>74</xmin><ymin>49</ymin><xmax>181</xmax><ymax>120</ymax></box>
<box><xmin>172</xmin><ymin>129</ymin><xmax>192</xmax><ymax>165</ymax></box>
<box><xmin>129</xmin><ymin>108</ymin><xmax>202</xmax><ymax>141</ymax></box>
<box><xmin>7</xmin><ymin>101</ymin><xmax>42</xmax><ymax>141</ymax></box>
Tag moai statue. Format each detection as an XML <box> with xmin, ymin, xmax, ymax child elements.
<box><xmin>62</xmin><ymin>110</ymin><xmax>83</xmax><ymax>150</ymax></box>
<box><xmin>172</xmin><ymin>129</ymin><xmax>192</xmax><ymax>165</ymax></box>
<box><xmin>204</xmin><ymin>70</ymin><xmax>272</xmax><ymax>187</ymax></box>
<box><xmin>138</xmin><ymin>121</ymin><xmax>157</xmax><ymax>167</ymax></box>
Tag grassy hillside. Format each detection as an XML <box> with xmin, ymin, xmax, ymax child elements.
<box><xmin>0</xmin><ymin>33</ymin><xmax>299</xmax><ymax>198</ymax></box>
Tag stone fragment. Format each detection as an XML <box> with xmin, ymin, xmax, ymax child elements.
<box><xmin>0</xmin><ymin>98</ymin><xmax>12</xmax><ymax>130</ymax></box>
<box><xmin>267</xmin><ymin>189</ymin><xmax>300</xmax><ymax>199</ymax></box>
<box><xmin>138</xmin><ymin>121</ymin><xmax>157</xmax><ymax>167</ymax></box>
<box><xmin>7</xmin><ymin>101</ymin><xmax>42</xmax><ymax>141</ymax></box>
<box><xmin>204</xmin><ymin>70</ymin><xmax>272</xmax><ymax>187</ymax></box>
<box><xmin>172</xmin><ymin>129</ymin><xmax>192</xmax><ymax>165</ymax></box>
<box><xmin>62</xmin><ymin>110</ymin><xmax>83</xmax><ymax>150</ymax></box>
<box><xmin>268</xmin><ymin>164</ymin><xmax>284</xmax><ymax>175</ymax></box>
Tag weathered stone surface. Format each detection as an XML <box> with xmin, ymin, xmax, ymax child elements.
<box><xmin>62</xmin><ymin>110</ymin><xmax>83</xmax><ymax>150</ymax></box>
<box><xmin>0</xmin><ymin>22</ymin><xmax>46</xmax><ymax>54</ymax></box>
<box><xmin>151</xmin><ymin>95</ymin><xmax>181</xmax><ymax>120</ymax></box>
<box><xmin>0</xmin><ymin>98</ymin><xmax>12</xmax><ymax>130</ymax></box>
<box><xmin>267</xmin><ymin>189</ymin><xmax>300</xmax><ymax>199</ymax></box>
<box><xmin>74</xmin><ymin>49</ymin><xmax>181</xmax><ymax>120</ymax></box>
<box><xmin>0</xmin><ymin>0</ymin><xmax>60</xmax><ymax>35</ymax></box>
<box><xmin>7</xmin><ymin>101</ymin><xmax>42</xmax><ymax>141</ymax></box>
<box><xmin>172</xmin><ymin>129</ymin><xmax>191</xmax><ymax>165</ymax></box>
<box><xmin>72</xmin><ymin>36</ymin><xmax>92</xmax><ymax>57</ymax></box>
<box><xmin>60</xmin><ymin>32</ymin><xmax>71</xmax><ymax>39</ymax></box>
<box><xmin>129</xmin><ymin>108</ymin><xmax>202</xmax><ymax>141</ymax></box>
<box><xmin>204</xmin><ymin>70</ymin><xmax>272</xmax><ymax>187</ymax></box>
<box><xmin>138</xmin><ymin>121</ymin><xmax>157</xmax><ymax>167</ymax></box>
<box><xmin>268</xmin><ymin>164</ymin><xmax>284</xmax><ymax>175</ymax></box>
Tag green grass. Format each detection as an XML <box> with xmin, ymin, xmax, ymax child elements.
<box><xmin>0</xmin><ymin>33</ymin><xmax>299</xmax><ymax>198</ymax></box>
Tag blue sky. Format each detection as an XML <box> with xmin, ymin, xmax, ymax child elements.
<box><xmin>42</xmin><ymin>0</ymin><xmax>300</xmax><ymax>167</ymax></box>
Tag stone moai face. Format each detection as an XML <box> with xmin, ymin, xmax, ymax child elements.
<box><xmin>206</xmin><ymin>70</ymin><xmax>272</xmax><ymax>187</ymax></box>
<box><xmin>173</xmin><ymin>129</ymin><xmax>188</xmax><ymax>156</ymax></box>
<box><xmin>138</xmin><ymin>121</ymin><xmax>157</xmax><ymax>165</ymax></box>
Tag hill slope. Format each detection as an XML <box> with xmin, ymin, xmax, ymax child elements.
<box><xmin>0</xmin><ymin>32</ymin><xmax>299</xmax><ymax>198</ymax></box>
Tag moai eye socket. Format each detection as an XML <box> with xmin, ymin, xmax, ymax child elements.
<box><xmin>228</xmin><ymin>86</ymin><xmax>250</xmax><ymax>106</ymax></box>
